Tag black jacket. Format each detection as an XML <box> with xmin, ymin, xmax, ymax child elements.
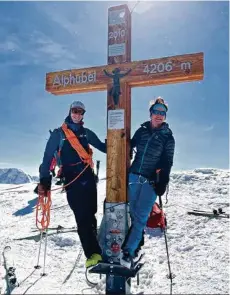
<box><xmin>129</xmin><ymin>121</ymin><xmax>175</xmax><ymax>182</ymax></box>
<box><xmin>39</xmin><ymin>116</ymin><xmax>106</xmax><ymax>179</ymax></box>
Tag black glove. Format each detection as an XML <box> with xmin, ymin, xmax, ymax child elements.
<box><xmin>40</xmin><ymin>176</ymin><xmax>52</xmax><ymax>189</ymax></box>
<box><xmin>37</xmin><ymin>176</ymin><xmax>52</xmax><ymax>195</ymax></box>
<box><xmin>154</xmin><ymin>182</ymin><xmax>167</xmax><ymax>196</ymax></box>
<box><xmin>34</xmin><ymin>185</ymin><xmax>39</xmax><ymax>195</ymax></box>
<box><xmin>154</xmin><ymin>169</ymin><xmax>170</xmax><ymax>196</ymax></box>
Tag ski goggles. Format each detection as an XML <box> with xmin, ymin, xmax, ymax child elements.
<box><xmin>71</xmin><ymin>108</ymin><xmax>85</xmax><ymax>115</ymax></box>
<box><xmin>151</xmin><ymin>109</ymin><xmax>166</xmax><ymax>116</ymax></box>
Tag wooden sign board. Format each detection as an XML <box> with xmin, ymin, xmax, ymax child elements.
<box><xmin>46</xmin><ymin>52</ymin><xmax>204</xmax><ymax>96</ymax></box>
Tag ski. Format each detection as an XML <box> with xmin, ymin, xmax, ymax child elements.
<box><xmin>31</xmin><ymin>224</ymin><xmax>100</xmax><ymax>233</ymax></box>
<box><xmin>0</xmin><ymin>185</ymin><xmax>24</xmax><ymax>193</ymax></box>
<box><xmin>50</xmin><ymin>204</ymin><xmax>68</xmax><ymax>210</ymax></box>
<box><xmin>14</xmin><ymin>229</ymin><xmax>78</xmax><ymax>242</ymax></box>
<box><xmin>62</xmin><ymin>247</ymin><xmax>83</xmax><ymax>284</ymax></box>
<box><xmin>134</xmin><ymin>252</ymin><xmax>145</xmax><ymax>266</ymax></box>
<box><xmin>188</xmin><ymin>210</ymin><xmax>229</xmax><ymax>218</ymax></box>
<box><xmin>31</xmin><ymin>225</ymin><xmax>77</xmax><ymax>232</ymax></box>
<box><xmin>2</xmin><ymin>246</ymin><xmax>19</xmax><ymax>294</ymax></box>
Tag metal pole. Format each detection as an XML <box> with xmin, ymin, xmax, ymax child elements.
<box><xmin>34</xmin><ymin>231</ymin><xmax>43</xmax><ymax>269</ymax></box>
<box><xmin>41</xmin><ymin>229</ymin><xmax>48</xmax><ymax>276</ymax></box>
<box><xmin>159</xmin><ymin>195</ymin><xmax>175</xmax><ymax>295</ymax></box>
<box><xmin>96</xmin><ymin>160</ymin><xmax>100</xmax><ymax>179</ymax></box>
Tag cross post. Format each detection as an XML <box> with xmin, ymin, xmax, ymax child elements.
<box><xmin>46</xmin><ymin>4</ymin><xmax>204</xmax><ymax>294</ymax></box>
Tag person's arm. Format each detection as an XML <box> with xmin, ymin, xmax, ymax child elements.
<box><xmin>86</xmin><ymin>128</ymin><xmax>107</xmax><ymax>153</ymax></box>
<box><xmin>103</xmin><ymin>69</ymin><xmax>113</xmax><ymax>78</ymax></box>
<box><xmin>131</xmin><ymin>128</ymin><xmax>141</xmax><ymax>149</ymax></box>
<box><xmin>162</xmin><ymin>134</ymin><xmax>175</xmax><ymax>179</ymax></box>
<box><xmin>155</xmin><ymin>134</ymin><xmax>175</xmax><ymax>196</ymax></box>
<box><xmin>119</xmin><ymin>68</ymin><xmax>132</xmax><ymax>78</ymax></box>
<box><xmin>130</xmin><ymin>128</ymin><xmax>141</xmax><ymax>159</ymax></box>
<box><xmin>39</xmin><ymin>129</ymin><xmax>60</xmax><ymax>180</ymax></box>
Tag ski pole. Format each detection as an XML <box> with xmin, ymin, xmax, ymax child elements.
<box><xmin>163</xmin><ymin>228</ymin><xmax>175</xmax><ymax>295</ymax></box>
<box><xmin>159</xmin><ymin>196</ymin><xmax>175</xmax><ymax>295</ymax></box>
<box><xmin>34</xmin><ymin>229</ymin><xmax>48</xmax><ymax>276</ymax></box>
<box><xmin>34</xmin><ymin>231</ymin><xmax>43</xmax><ymax>269</ymax></box>
<box><xmin>96</xmin><ymin>160</ymin><xmax>100</xmax><ymax>178</ymax></box>
<box><xmin>41</xmin><ymin>230</ymin><xmax>48</xmax><ymax>276</ymax></box>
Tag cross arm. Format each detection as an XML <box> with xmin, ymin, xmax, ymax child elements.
<box><xmin>46</xmin><ymin>52</ymin><xmax>203</xmax><ymax>95</ymax></box>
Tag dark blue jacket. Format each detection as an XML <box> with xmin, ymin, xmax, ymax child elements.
<box><xmin>39</xmin><ymin>116</ymin><xmax>106</xmax><ymax>179</ymax></box>
<box><xmin>129</xmin><ymin>121</ymin><xmax>175</xmax><ymax>181</ymax></box>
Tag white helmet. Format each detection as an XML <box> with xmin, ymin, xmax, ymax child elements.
<box><xmin>70</xmin><ymin>101</ymin><xmax>86</xmax><ymax>111</ymax></box>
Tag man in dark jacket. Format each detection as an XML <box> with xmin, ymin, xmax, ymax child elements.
<box><xmin>120</xmin><ymin>97</ymin><xmax>175</xmax><ymax>268</ymax></box>
<box><xmin>38</xmin><ymin>101</ymin><xmax>106</xmax><ymax>268</ymax></box>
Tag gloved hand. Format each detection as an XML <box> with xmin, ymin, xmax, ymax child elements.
<box><xmin>154</xmin><ymin>182</ymin><xmax>167</xmax><ymax>196</ymax></box>
<box><xmin>154</xmin><ymin>169</ymin><xmax>170</xmax><ymax>196</ymax></box>
<box><xmin>38</xmin><ymin>176</ymin><xmax>52</xmax><ymax>196</ymax></box>
<box><xmin>34</xmin><ymin>185</ymin><xmax>39</xmax><ymax>195</ymax></box>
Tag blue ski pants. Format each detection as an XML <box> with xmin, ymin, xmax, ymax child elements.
<box><xmin>123</xmin><ymin>173</ymin><xmax>157</xmax><ymax>256</ymax></box>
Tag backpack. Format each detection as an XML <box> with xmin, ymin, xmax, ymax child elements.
<box><xmin>146</xmin><ymin>202</ymin><xmax>166</xmax><ymax>230</ymax></box>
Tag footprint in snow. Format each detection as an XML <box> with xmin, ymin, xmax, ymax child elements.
<box><xmin>50</xmin><ymin>236</ymin><xmax>76</xmax><ymax>247</ymax></box>
<box><xmin>176</xmin><ymin>245</ymin><xmax>194</xmax><ymax>252</ymax></box>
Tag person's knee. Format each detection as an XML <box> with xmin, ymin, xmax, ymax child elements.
<box><xmin>77</xmin><ymin>218</ymin><xmax>91</xmax><ymax>232</ymax></box>
<box><xmin>132</xmin><ymin>210</ymin><xmax>149</xmax><ymax>227</ymax></box>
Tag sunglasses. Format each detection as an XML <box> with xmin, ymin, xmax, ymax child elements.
<box><xmin>151</xmin><ymin>110</ymin><xmax>166</xmax><ymax>116</ymax></box>
<box><xmin>71</xmin><ymin>108</ymin><xmax>85</xmax><ymax>115</ymax></box>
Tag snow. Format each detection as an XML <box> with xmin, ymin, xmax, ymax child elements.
<box><xmin>0</xmin><ymin>168</ymin><xmax>229</xmax><ymax>294</ymax></box>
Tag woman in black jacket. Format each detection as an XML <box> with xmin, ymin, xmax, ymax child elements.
<box><xmin>120</xmin><ymin>97</ymin><xmax>175</xmax><ymax>268</ymax></box>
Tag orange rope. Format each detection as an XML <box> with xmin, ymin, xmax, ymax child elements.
<box><xmin>36</xmin><ymin>190</ymin><xmax>52</xmax><ymax>230</ymax></box>
<box><xmin>35</xmin><ymin>124</ymin><xmax>94</xmax><ymax>228</ymax></box>
<box><xmin>35</xmin><ymin>164</ymin><xmax>89</xmax><ymax>231</ymax></box>
<box><xmin>61</xmin><ymin>123</ymin><xmax>93</xmax><ymax>168</ymax></box>
<box><xmin>51</xmin><ymin>163</ymin><xmax>90</xmax><ymax>192</ymax></box>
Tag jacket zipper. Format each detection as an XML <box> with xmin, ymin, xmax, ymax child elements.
<box><xmin>138</xmin><ymin>132</ymin><xmax>156</xmax><ymax>175</ymax></box>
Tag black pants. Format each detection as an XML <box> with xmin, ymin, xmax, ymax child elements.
<box><xmin>65</xmin><ymin>170</ymin><xmax>101</xmax><ymax>259</ymax></box>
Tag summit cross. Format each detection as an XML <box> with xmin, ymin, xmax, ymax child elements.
<box><xmin>46</xmin><ymin>5</ymin><xmax>203</xmax><ymax>205</ymax></box>
<box><xmin>46</xmin><ymin>4</ymin><xmax>203</xmax><ymax>293</ymax></box>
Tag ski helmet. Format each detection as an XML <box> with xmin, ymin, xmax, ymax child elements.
<box><xmin>70</xmin><ymin>101</ymin><xmax>86</xmax><ymax>112</ymax></box>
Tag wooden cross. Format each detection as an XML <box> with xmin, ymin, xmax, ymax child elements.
<box><xmin>46</xmin><ymin>4</ymin><xmax>203</xmax><ymax>205</ymax></box>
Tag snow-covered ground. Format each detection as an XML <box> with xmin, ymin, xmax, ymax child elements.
<box><xmin>0</xmin><ymin>168</ymin><xmax>229</xmax><ymax>294</ymax></box>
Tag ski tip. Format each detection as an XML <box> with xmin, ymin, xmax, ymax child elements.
<box><xmin>3</xmin><ymin>245</ymin><xmax>11</xmax><ymax>252</ymax></box>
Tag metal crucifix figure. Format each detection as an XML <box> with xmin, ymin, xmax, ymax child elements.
<box><xmin>104</xmin><ymin>68</ymin><xmax>132</xmax><ymax>106</ymax></box>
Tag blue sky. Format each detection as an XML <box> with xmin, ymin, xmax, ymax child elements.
<box><xmin>0</xmin><ymin>1</ymin><xmax>228</xmax><ymax>176</ymax></box>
